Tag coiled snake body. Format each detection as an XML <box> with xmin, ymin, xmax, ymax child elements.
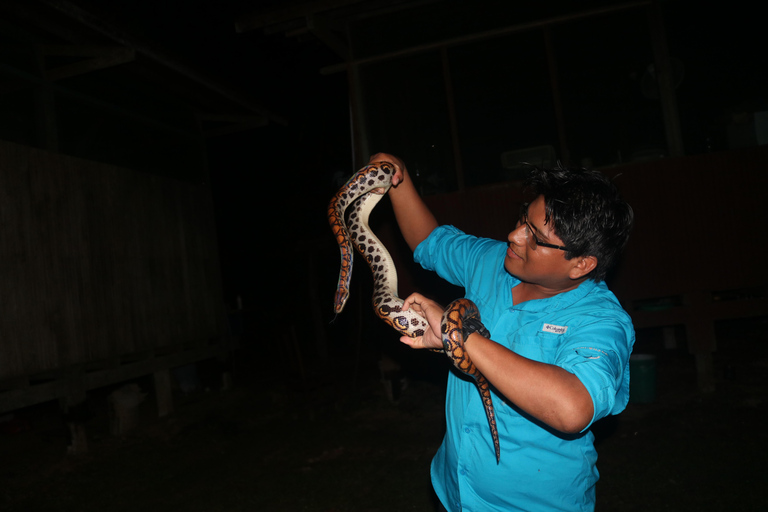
<box><xmin>328</xmin><ymin>162</ymin><xmax>501</xmax><ymax>462</ymax></box>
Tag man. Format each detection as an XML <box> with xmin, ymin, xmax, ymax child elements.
<box><xmin>370</xmin><ymin>152</ymin><xmax>635</xmax><ymax>511</ymax></box>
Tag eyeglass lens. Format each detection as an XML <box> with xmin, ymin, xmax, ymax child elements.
<box><xmin>519</xmin><ymin>203</ymin><xmax>538</xmax><ymax>250</ymax></box>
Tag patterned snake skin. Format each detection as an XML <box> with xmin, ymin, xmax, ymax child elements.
<box><xmin>329</xmin><ymin>161</ymin><xmax>501</xmax><ymax>463</ymax></box>
<box><xmin>440</xmin><ymin>298</ymin><xmax>500</xmax><ymax>462</ymax></box>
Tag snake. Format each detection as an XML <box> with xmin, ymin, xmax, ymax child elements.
<box><xmin>328</xmin><ymin>161</ymin><xmax>501</xmax><ymax>463</ymax></box>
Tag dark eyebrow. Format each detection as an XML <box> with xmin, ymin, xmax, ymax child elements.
<box><xmin>525</xmin><ymin>209</ymin><xmax>553</xmax><ymax>242</ymax></box>
<box><xmin>529</xmin><ymin>220</ymin><xmax>550</xmax><ymax>241</ymax></box>
<box><xmin>522</xmin><ymin>205</ymin><xmax>542</xmax><ymax>234</ymax></box>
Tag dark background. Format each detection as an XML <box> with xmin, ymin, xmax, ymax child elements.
<box><xmin>1</xmin><ymin>0</ymin><xmax>765</xmax><ymax>310</ymax></box>
<box><xmin>0</xmin><ymin>2</ymin><xmax>767</xmax><ymax>510</ymax></box>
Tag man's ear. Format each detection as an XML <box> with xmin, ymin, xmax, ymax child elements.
<box><xmin>569</xmin><ymin>255</ymin><xmax>597</xmax><ymax>280</ymax></box>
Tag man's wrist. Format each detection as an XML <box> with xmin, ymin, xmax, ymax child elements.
<box><xmin>462</xmin><ymin>317</ymin><xmax>490</xmax><ymax>341</ymax></box>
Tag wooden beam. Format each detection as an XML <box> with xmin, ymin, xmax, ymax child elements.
<box><xmin>321</xmin><ymin>0</ymin><xmax>652</xmax><ymax>74</ymax></box>
<box><xmin>307</xmin><ymin>14</ymin><xmax>349</xmax><ymax>60</ymax></box>
<box><xmin>43</xmin><ymin>45</ymin><xmax>136</xmax><ymax>81</ymax></box>
<box><xmin>235</xmin><ymin>0</ymin><xmax>368</xmax><ymax>33</ymax></box>
<box><xmin>41</xmin><ymin>0</ymin><xmax>288</xmax><ymax>126</ymax></box>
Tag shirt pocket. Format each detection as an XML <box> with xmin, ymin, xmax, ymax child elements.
<box><xmin>507</xmin><ymin>331</ymin><xmax>563</xmax><ymax>363</ymax></box>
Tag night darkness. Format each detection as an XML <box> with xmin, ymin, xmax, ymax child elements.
<box><xmin>86</xmin><ymin>0</ymin><xmax>359</xmax><ymax>309</ymax></box>
<box><xmin>116</xmin><ymin>0</ymin><xmax>768</xmax><ymax>314</ymax></box>
<box><xmin>2</xmin><ymin>2</ymin><xmax>767</xmax><ymax>510</ymax></box>
<box><xmin>56</xmin><ymin>0</ymin><xmax>767</xmax><ymax>316</ymax></box>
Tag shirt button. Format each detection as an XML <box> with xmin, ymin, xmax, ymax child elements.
<box><xmin>464</xmin><ymin>427</ymin><xmax>471</xmax><ymax>433</ymax></box>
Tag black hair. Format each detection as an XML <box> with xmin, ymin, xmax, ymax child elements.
<box><xmin>524</xmin><ymin>165</ymin><xmax>634</xmax><ymax>282</ymax></box>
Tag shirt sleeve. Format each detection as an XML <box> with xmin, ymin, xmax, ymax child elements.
<box><xmin>555</xmin><ymin>313</ymin><xmax>634</xmax><ymax>430</ymax></box>
<box><xmin>414</xmin><ymin>225</ymin><xmax>502</xmax><ymax>289</ymax></box>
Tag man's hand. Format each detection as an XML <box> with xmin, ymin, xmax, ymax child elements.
<box><xmin>368</xmin><ymin>152</ymin><xmax>406</xmax><ymax>186</ymax></box>
<box><xmin>399</xmin><ymin>293</ymin><xmax>445</xmax><ymax>350</ymax></box>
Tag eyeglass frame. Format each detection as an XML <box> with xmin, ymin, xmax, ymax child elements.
<box><xmin>517</xmin><ymin>203</ymin><xmax>571</xmax><ymax>252</ymax></box>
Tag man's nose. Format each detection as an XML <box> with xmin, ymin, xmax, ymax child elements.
<box><xmin>508</xmin><ymin>223</ymin><xmax>525</xmax><ymax>245</ymax></box>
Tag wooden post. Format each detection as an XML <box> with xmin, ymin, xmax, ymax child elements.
<box><xmin>686</xmin><ymin>291</ymin><xmax>717</xmax><ymax>393</ymax></box>
<box><xmin>62</xmin><ymin>373</ymin><xmax>88</xmax><ymax>455</ymax></box>
<box><xmin>347</xmin><ymin>63</ymin><xmax>366</xmax><ymax>168</ymax></box>
<box><xmin>544</xmin><ymin>28</ymin><xmax>570</xmax><ymax>166</ymax></box>
<box><xmin>108</xmin><ymin>383</ymin><xmax>146</xmax><ymax>436</ymax></box>
<box><xmin>441</xmin><ymin>48</ymin><xmax>464</xmax><ymax>190</ymax></box>
<box><xmin>153</xmin><ymin>368</ymin><xmax>174</xmax><ymax>417</ymax></box>
<box><xmin>647</xmin><ymin>1</ymin><xmax>684</xmax><ymax>157</ymax></box>
<box><xmin>33</xmin><ymin>45</ymin><xmax>59</xmax><ymax>152</ymax></box>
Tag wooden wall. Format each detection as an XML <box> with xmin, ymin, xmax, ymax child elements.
<box><xmin>603</xmin><ymin>145</ymin><xmax>768</xmax><ymax>301</ymax></box>
<box><xmin>0</xmin><ymin>140</ymin><xmax>223</xmax><ymax>385</ymax></box>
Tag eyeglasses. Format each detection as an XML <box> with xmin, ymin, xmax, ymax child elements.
<box><xmin>517</xmin><ymin>203</ymin><xmax>571</xmax><ymax>251</ymax></box>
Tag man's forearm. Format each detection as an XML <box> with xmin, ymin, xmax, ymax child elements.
<box><xmin>466</xmin><ymin>333</ymin><xmax>594</xmax><ymax>434</ymax></box>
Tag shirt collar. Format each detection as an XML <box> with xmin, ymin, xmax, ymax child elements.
<box><xmin>509</xmin><ymin>277</ymin><xmax>599</xmax><ymax>311</ymax></box>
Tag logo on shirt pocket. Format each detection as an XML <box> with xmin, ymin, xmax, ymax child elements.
<box><xmin>542</xmin><ymin>323</ymin><xmax>568</xmax><ymax>334</ymax></box>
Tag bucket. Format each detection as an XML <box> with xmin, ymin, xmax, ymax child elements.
<box><xmin>629</xmin><ymin>354</ymin><xmax>657</xmax><ymax>404</ymax></box>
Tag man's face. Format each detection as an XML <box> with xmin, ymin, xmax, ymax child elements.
<box><xmin>504</xmin><ymin>195</ymin><xmax>581</xmax><ymax>292</ymax></box>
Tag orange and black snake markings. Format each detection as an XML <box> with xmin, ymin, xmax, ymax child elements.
<box><xmin>328</xmin><ymin>193</ymin><xmax>354</xmax><ymax>312</ymax></box>
<box><xmin>442</xmin><ymin>299</ymin><xmax>501</xmax><ymax>463</ymax></box>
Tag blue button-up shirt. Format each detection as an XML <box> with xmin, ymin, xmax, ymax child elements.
<box><xmin>415</xmin><ymin>225</ymin><xmax>635</xmax><ymax>512</ymax></box>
